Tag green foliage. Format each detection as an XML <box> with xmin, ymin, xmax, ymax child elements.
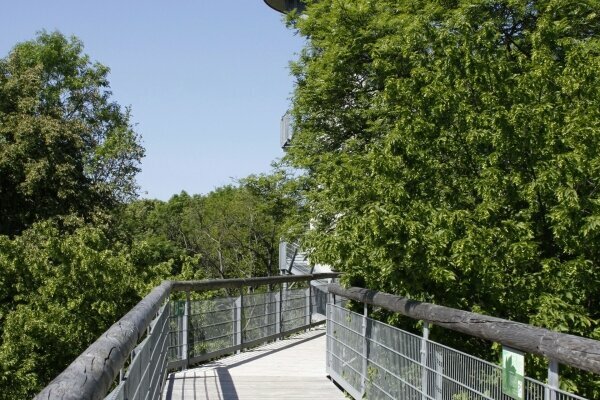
<box><xmin>0</xmin><ymin>31</ymin><xmax>300</xmax><ymax>398</ymax></box>
<box><xmin>0</xmin><ymin>31</ymin><xmax>144</xmax><ymax>236</ymax></box>
<box><xmin>119</xmin><ymin>177</ymin><xmax>293</xmax><ymax>280</ymax></box>
<box><xmin>286</xmin><ymin>0</ymin><xmax>600</xmax><ymax>396</ymax></box>
<box><xmin>0</xmin><ymin>216</ymin><xmax>170</xmax><ymax>399</ymax></box>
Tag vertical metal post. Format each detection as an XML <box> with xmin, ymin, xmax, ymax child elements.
<box><xmin>361</xmin><ymin>303</ymin><xmax>369</xmax><ymax>397</ymax></box>
<box><xmin>326</xmin><ymin>293</ymin><xmax>332</xmax><ymax>376</ymax></box>
<box><xmin>281</xmin><ymin>284</ymin><xmax>287</xmax><ymax>333</ymax></box>
<box><xmin>183</xmin><ymin>291</ymin><xmax>190</xmax><ymax>369</ymax></box>
<box><xmin>305</xmin><ymin>286</ymin><xmax>311</xmax><ymax>329</ymax></box>
<box><xmin>309</xmin><ymin>283</ymin><xmax>313</xmax><ymax>323</ymax></box>
<box><xmin>234</xmin><ymin>293</ymin><xmax>243</xmax><ymax>354</ymax></box>
<box><xmin>231</xmin><ymin>297</ymin><xmax>236</xmax><ymax>348</ymax></box>
<box><xmin>434</xmin><ymin>349</ymin><xmax>443</xmax><ymax>400</ymax></box>
<box><xmin>276</xmin><ymin>284</ymin><xmax>282</xmax><ymax>338</ymax></box>
<box><xmin>235</xmin><ymin>288</ymin><xmax>244</xmax><ymax>353</ymax></box>
<box><xmin>545</xmin><ymin>360</ymin><xmax>559</xmax><ymax>400</ymax></box>
<box><xmin>265</xmin><ymin>291</ymin><xmax>270</xmax><ymax>336</ymax></box>
<box><xmin>421</xmin><ymin>321</ymin><xmax>430</xmax><ymax>400</ymax></box>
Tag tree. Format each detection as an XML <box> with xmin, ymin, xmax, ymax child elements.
<box><xmin>0</xmin><ymin>31</ymin><xmax>144</xmax><ymax>236</ymax></box>
<box><xmin>119</xmin><ymin>176</ymin><xmax>300</xmax><ymax>281</ymax></box>
<box><xmin>0</xmin><ymin>216</ymin><xmax>171</xmax><ymax>399</ymax></box>
<box><xmin>286</xmin><ymin>0</ymin><xmax>600</xmax><ymax>395</ymax></box>
<box><xmin>170</xmin><ymin>186</ymin><xmax>281</xmax><ymax>279</ymax></box>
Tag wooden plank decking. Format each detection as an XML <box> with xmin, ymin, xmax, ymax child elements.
<box><xmin>162</xmin><ymin>327</ymin><xmax>346</xmax><ymax>400</ymax></box>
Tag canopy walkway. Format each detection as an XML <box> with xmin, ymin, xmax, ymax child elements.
<box><xmin>36</xmin><ymin>274</ymin><xmax>600</xmax><ymax>400</ymax></box>
<box><xmin>162</xmin><ymin>327</ymin><xmax>344</xmax><ymax>400</ymax></box>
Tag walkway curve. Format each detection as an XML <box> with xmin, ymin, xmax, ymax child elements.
<box><xmin>162</xmin><ymin>327</ymin><xmax>346</xmax><ymax>400</ymax></box>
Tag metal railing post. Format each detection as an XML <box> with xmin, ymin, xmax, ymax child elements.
<box><xmin>305</xmin><ymin>286</ymin><xmax>311</xmax><ymax>329</ymax></box>
<box><xmin>182</xmin><ymin>291</ymin><xmax>190</xmax><ymax>369</ymax></box>
<box><xmin>279</xmin><ymin>283</ymin><xmax>288</xmax><ymax>332</ymax></box>
<box><xmin>309</xmin><ymin>283</ymin><xmax>313</xmax><ymax>323</ymax></box>
<box><xmin>421</xmin><ymin>321</ymin><xmax>430</xmax><ymax>400</ymax></box>
<box><xmin>326</xmin><ymin>293</ymin><xmax>332</xmax><ymax>377</ymax></box>
<box><xmin>546</xmin><ymin>359</ymin><xmax>559</xmax><ymax>400</ymax></box>
<box><xmin>276</xmin><ymin>284</ymin><xmax>282</xmax><ymax>339</ymax></box>
<box><xmin>361</xmin><ymin>303</ymin><xmax>369</xmax><ymax>397</ymax></box>
<box><xmin>434</xmin><ymin>350</ymin><xmax>443</xmax><ymax>400</ymax></box>
<box><xmin>235</xmin><ymin>294</ymin><xmax>242</xmax><ymax>354</ymax></box>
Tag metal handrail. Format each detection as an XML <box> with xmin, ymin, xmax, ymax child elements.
<box><xmin>35</xmin><ymin>273</ymin><xmax>338</xmax><ymax>400</ymax></box>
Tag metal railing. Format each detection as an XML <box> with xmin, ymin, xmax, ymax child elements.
<box><xmin>35</xmin><ymin>274</ymin><xmax>338</xmax><ymax>400</ymax></box>
<box><xmin>326</xmin><ymin>284</ymin><xmax>599</xmax><ymax>400</ymax></box>
<box><xmin>166</xmin><ymin>283</ymin><xmax>328</xmax><ymax>370</ymax></box>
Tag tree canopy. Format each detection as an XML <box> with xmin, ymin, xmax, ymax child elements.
<box><xmin>119</xmin><ymin>173</ymin><xmax>297</xmax><ymax>281</ymax></box>
<box><xmin>0</xmin><ymin>31</ymin><xmax>306</xmax><ymax>399</ymax></box>
<box><xmin>0</xmin><ymin>216</ymin><xmax>173</xmax><ymax>399</ymax></box>
<box><xmin>0</xmin><ymin>31</ymin><xmax>144</xmax><ymax>236</ymax></box>
<box><xmin>286</xmin><ymin>0</ymin><xmax>600</xmax><ymax>394</ymax></box>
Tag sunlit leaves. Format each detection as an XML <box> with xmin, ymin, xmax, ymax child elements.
<box><xmin>286</xmin><ymin>1</ymin><xmax>600</xmax><ymax>395</ymax></box>
<box><xmin>0</xmin><ymin>32</ymin><xmax>144</xmax><ymax>236</ymax></box>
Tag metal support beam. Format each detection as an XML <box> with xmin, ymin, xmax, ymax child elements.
<box><xmin>235</xmin><ymin>295</ymin><xmax>242</xmax><ymax>354</ymax></box>
<box><xmin>361</xmin><ymin>303</ymin><xmax>369</xmax><ymax>397</ymax></box>
<box><xmin>182</xmin><ymin>291</ymin><xmax>190</xmax><ymax>369</ymax></box>
<box><xmin>421</xmin><ymin>321</ymin><xmax>430</xmax><ymax>400</ymax></box>
<box><xmin>276</xmin><ymin>284</ymin><xmax>282</xmax><ymax>338</ymax></box>
<box><xmin>305</xmin><ymin>287</ymin><xmax>311</xmax><ymax>328</ymax></box>
<box><xmin>546</xmin><ymin>359</ymin><xmax>559</xmax><ymax>400</ymax></box>
<box><xmin>434</xmin><ymin>349</ymin><xmax>443</xmax><ymax>400</ymax></box>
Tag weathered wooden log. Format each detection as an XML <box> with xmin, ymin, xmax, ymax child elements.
<box><xmin>328</xmin><ymin>284</ymin><xmax>600</xmax><ymax>375</ymax></box>
<box><xmin>35</xmin><ymin>281</ymin><xmax>173</xmax><ymax>400</ymax></box>
<box><xmin>171</xmin><ymin>272</ymin><xmax>340</xmax><ymax>292</ymax></box>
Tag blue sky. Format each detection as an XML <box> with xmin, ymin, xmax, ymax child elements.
<box><xmin>0</xmin><ymin>1</ymin><xmax>303</xmax><ymax>200</ymax></box>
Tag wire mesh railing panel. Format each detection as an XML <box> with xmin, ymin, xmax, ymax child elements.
<box><xmin>425</xmin><ymin>340</ymin><xmax>503</xmax><ymax>399</ymax></box>
<box><xmin>312</xmin><ymin>283</ymin><xmax>329</xmax><ymax>318</ymax></box>
<box><xmin>282</xmin><ymin>287</ymin><xmax>309</xmax><ymax>331</ymax></box>
<box><xmin>106</xmin><ymin>303</ymin><xmax>170</xmax><ymax>400</ymax></box>
<box><xmin>166</xmin><ymin>284</ymin><xmax>323</xmax><ymax>368</ymax></box>
<box><xmin>425</xmin><ymin>341</ymin><xmax>588</xmax><ymax>400</ymax></box>
<box><xmin>525</xmin><ymin>379</ymin><xmax>546</xmax><ymax>400</ymax></box>
<box><xmin>167</xmin><ymin>296</ymin><xmax>237</xmax><ymax>363</ymax></box>
<box><xmin>189</xmin><ymin>298</ymin><xmax>236</xmax><ymax>358</ymax></box>
<box><xmin>167</xmin><ymin>301</ymin><xmax>186</xmax><ymax>363</ymax></box>
<box><xmin>524</xmin><ymin>379</ymin><xmax>588</xmax><ymax>400</ymax></box>
<box><xmin>326</xmin><ymin>303</ymin><xmax>589</xmax><ymax>400</ymax></box>
<box><xmin>327</xmin><ymin>303</ymin><xmax>365</xmax><ymax>398</ymax></box>
<box><xmin>552</xmin><ymin>389</ymin><xmax>588</xmax><ymax>400</ymax></box>
<box><xmin>242</xmin><ymin>291</ymin><xmax>278</xmax><ymax>343</ymax></box>
<box><xmin>367</xmin><ymin>319</ymin><xmax>424</xmax><ymax>400</ymax></box>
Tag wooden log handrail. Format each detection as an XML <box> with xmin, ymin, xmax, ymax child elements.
<box><xmin>328</xmin><ymin>283</ymin><xmax>600</xmax><ymax>375</ymax></box>
<box><xmin>35</xmin><ymin>273</ymin><xmax>338</xmax><ymax>400</ymax></box>
<box><xmin>171</xmin><ymin>272</ymin><xmax>339</xmax><ymax>292</ymax></box>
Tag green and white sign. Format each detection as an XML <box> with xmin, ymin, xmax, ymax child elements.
<box><xmin>502</xmin><ymin>347</ymin><xmax>525</xmax><ymax>400</ymax></box>
<box><xmin>173</xmin><ymin>300</ymin><xmax>186</xmax><ymax>317</ymax></box>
